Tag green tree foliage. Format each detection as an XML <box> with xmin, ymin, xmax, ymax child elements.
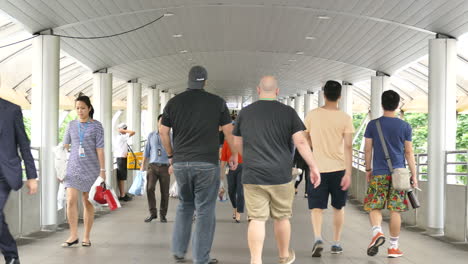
<box><xmin>23</xmin><ymin>116</ymin><xmax>31</xmax><ymax>139</ymax></box>
<box><xmin>403</xmin><ymin>113</ymin><xmax>428</xmax><ymax>154</ymax></box>
<box><xmin>59</xmin><ymin>111</ymin><xmax>77</xmax><ymax>142</ymax></box>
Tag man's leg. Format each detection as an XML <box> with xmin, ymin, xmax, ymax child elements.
<box><xmin>332</xmin><ymin>208</ymin><xmax>344</xmax><ymax>242</ymax></box>
<box><xmin>329</xmin><ymin>170</ymin><xmax>348</xmax><ymax>249</ymax></box>
<box><xmin>248</xmin><ymin>220</ymin><xmax>266</xmax><ymax>264</ymax></box>
<box><xmin>274</xmin><ymin>219</ymin><xmax>291</xmax><ymax>258</ymax></box>
<box><xmin>0</xmin><ymin>181</ymin><xmax>18</xmax><ymax>262</ymax></box>
<box><xmin>307</xmin><ymin>172</ymin><xmax>328</xmax><ymax>257</ymax></box>
<box><xmin>172</xmin><ymin>163</ymin><xmax>195</xmax><ymax>259</ymax></box>
<box><xmin>192</xmin><ymin>163</ymin><xmax>220</xmax><ymax>264</ymax></box>
<box><xmin>244</xmin><ymin>184</ymin><xmax>270</xmax><ymax>264</ymax></box>
<box><xmin>159</xmin><ymin>166</ymin><xmax>171</xmax><ymax>221</ymax></box>
<box><xmin>146</xmin><ymin>165</ymin><xmax>158</xmax><ymax>218</ymax></box>
<box><xmin>310</xmin><ymin>209</ymin><xmax>324</xmax><ymax>239</ymax></box>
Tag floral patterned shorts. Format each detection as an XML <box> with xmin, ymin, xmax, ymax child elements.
<box><xmin>363</xmin><ymin>174</ymin><xmax>409</xmax><ymax>212</ymax></box>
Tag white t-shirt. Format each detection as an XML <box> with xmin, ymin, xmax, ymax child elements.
<box><xmin>114</xmin><ymin>134</ymin><xmax>129</xmax><ymax>158</ymax></box>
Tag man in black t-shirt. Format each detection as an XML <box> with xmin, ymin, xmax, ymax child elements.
<box><xmin>233</xmin><ymin>76</ymin><xmax>321</xmax><ymax>264</ymax></box>
<box><xmin>160</xmin><ymin>66</ymin><xmax>238</xmax><ymax>264</ymax></box>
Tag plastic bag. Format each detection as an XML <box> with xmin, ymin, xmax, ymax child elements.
<box><xmin>57</xmin><ymin>183</ymin><xmax>66</xmax><ymax>210</ymax></box>
<box><xmin>169</xmin><ymin>181</ymin><xmax>178</xmax><ymax>198</ymax></box>
<box><xmin>54</xmin><ymin>143</ymin><xmax>69</xmax><ymax>181</ymax></box>
<box><xmin>129</xmin><ymin>171</ymin><xmax>146</xmax><ymax>196</ymax></box>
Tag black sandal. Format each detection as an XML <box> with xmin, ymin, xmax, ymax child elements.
<box><xmin>82</xmin><ymin>241</ymin><xmax>91</xmax><ymax>247</ymax></box>
<box><xmin>61</xmin><ymin>239</ymin><xmax>79</xmax><ymax>247</ymax></box>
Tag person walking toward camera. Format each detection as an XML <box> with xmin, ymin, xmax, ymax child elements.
<box><xmin>62</xmin><ymin>94</ymin><xmax>105</xmax><ymax>248</ymax></box>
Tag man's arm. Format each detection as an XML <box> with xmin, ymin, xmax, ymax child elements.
<box><xmin>234</xmin><ymin>136</ymin><xmax>243</xmax><ymax>157</ymax></box>
<box><xmin>119</xmin><ymin>129</ymin><xmax>136</xmax><ymax>137</ymax></box>
<box><xmin>364</xmin><ymin>138</ymin><xmax>373</xmax><ymax>183</ymax></box>
<box><xmin>341</xmin><ymin>133</ymin><xmax>353</xmax><ymax>190</ymax></box>
<box><xmin>160</xmin><ymin>125</ymin><xmax>173</xmax><ymax>160</ymax></box>
<box><xmin>404</xmin><ymin>141</ymin><xmax>418</xmax><ymax>188</ymax></box>
<box><xmin>292</xmin><ymin>131</ymin><xmax>321</xmax><ymax>188</ymax></box>
<box><xmin>222</xmin><ymin>123</ymin><xmax>238</xmax><ymax>170</ymax></box>
<box><xmin>14</xmin><ymin>107</ymin><xmax>38</xmax><ymax>194</ymax></box>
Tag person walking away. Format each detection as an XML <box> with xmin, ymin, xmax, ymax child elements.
<box><xmin>363</xmin><ymin>90</ymin><xmax>417</xmax><ymax>258</ymax></box>
<box><xmin>140</xmin><ymin>114</ymin><xmax>172</xmax><ymax>223</ymax></box>
<box><xmin>62</xmin><ymin>94</ymin><xmax>106</xmax><ymax>248</ymax></box>
<box><xmin>220</xmin><ymin>136</ymin><xmax>244</xmax><ymax>223</ymax></box>
<box><xmin>303</xmin><ymin>80</ymin><xmax>354</xmax><ymax>257</ymax></box>
<box><xmin>0</xmin><ymin>98</ymin><xmax>38</xmax><ymax>264</ymax></box>
<box><xmin>114</xmin><ymin>123</ymin><xmax>135</xmax><ymax>201</ymax></box>
<box><xmin>160</xmin><ymin>66</ymin><xmax>238</xmax><ymax>264</ymax></box>
<box><xmin>233</xmin><ymin>76</ymin><xmax>321</xmax><ymax>264</ymax></box>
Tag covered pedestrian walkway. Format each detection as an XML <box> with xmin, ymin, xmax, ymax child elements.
<box><xmin>0</xmin><ymin>1</ymin><xmax>467</xmax><ymax>263</ymax></box>
<box><xmin>15</xmin><ymin>185</ymin><xmax>468</xmax><ymax>264</ymax></box>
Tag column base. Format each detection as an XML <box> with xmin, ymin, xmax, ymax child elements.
<box><xmin>425</xmin><ymin>227</ymin><xmax>444</xmax><ymax>237</ymax></box>
<box><xmin>41</xmin><ymin>224</ymin><xmax>58</xmax><ymax>232</ymax></box>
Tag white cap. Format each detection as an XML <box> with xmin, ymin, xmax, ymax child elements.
<box><xmin>118</xmin><ymin>123</ymin><xmax>127</xmax><ymax>129</ymax></box>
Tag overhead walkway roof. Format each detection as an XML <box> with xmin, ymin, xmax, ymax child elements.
<box><xmin>0</xmin><ymin>1</ymin><xmax>467</xmax><ymax>112</ymax></box>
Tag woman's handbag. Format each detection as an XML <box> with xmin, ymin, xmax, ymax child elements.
<box><xmin>375</xmin><ymin>120</ymin><xmax>412</xmax><ymax>191</ymax></box>
<box><xmin>94</xmin><ymin>182</ymin><xmax>108</xmax><ymax>205</ymax></box>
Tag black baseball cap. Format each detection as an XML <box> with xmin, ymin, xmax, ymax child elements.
<box><xmin>188</xmin><ymin>66</ymin><xmax>207</xmax><ymax>89</ymax></box>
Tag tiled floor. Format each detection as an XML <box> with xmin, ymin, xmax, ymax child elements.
<box><xmin>15</xmin><ymin>185</ymin><xmax>468</xmax><ymax>264</ymax></box>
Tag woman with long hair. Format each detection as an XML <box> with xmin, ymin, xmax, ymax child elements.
<box><xmin>62</xmin><ymin>94</ymin><xmax>105</xmax><ymax>247</ymax></box>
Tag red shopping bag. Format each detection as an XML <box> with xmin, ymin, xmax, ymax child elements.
<box><xmin>104</xmin><ymin>189</ymin><xmax>119</xmax><ymax>211</ymax></box>
<box><xmin>94</xmin><ymin>183</ymin><xmax>107</xmax><ymax>205</ymax></box>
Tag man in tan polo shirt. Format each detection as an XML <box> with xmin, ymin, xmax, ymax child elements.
<box><xmin>304</xmin><ymin>80</ymin><xmax>354</xmax><ymax>257</ymax></box>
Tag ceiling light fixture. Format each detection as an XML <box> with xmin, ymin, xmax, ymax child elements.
<box><xmin>305</xmin><ymin>36</ymin><xmax>316</xmax><ymax>40</ymax></box>
<box><xmin>317</xmin><ymin>15</ymin><xmax>330</xmax><ymax>20</ymax></box>
<box><xmin>295</xmin><ymin>51</ymin><xmax>304</xmax><ymax>55</ymax></box>
<box><xmin>288</xmin><ymin>59</ymin><xmax>297</xmax><ymax>62</ymax></box>
<box><xmin>180</xmin><ymin>50</ymin><xmax>188</xmax><ymax>54</ymax></box>
<box><xmin>188</xmin><ymin>58</ymin><xmax>193</xmax><ymax>61</ymax></box>
<box><xmin>163</xmin><ymin>13</ymin><xmax>175</xmax><ymax>17</ymax></box>
<box><xmin>172</xmin><ymin>34</ymin><xmax>183</xmax><ymax>38</ymax></box>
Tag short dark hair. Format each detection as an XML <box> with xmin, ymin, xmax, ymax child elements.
<box><xmin>323</xmin><ymin>80</ymin><xmax>342</xmax><ymax>102</ymax></box>
<box><xmin>75</xmin><ymin>93</ymin><xmax>94</xmax><ymax>118</ymax></box>
<box><xmin>381</xmin><ymin>90</ymin><xmax>400</xmax><ymax>111</ymax></box>
<box><xmin>158</xmin><ymin>114</ymin><xmax>163</xmax><ymax>121</ymax></box>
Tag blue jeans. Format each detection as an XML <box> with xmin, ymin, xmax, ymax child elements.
<box><xmin>172</xmin><ymin>162</ymin><xmax>220</xmax><ymax>264</ymax></box>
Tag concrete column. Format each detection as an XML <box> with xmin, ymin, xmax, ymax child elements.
<box><xmin>127</xmin><ymin>81</ymin><xmax>142</xmax><ymax>151</ymax></box>
<box><xmin>317</xmin><ymin>90</ymin><xmax>325</xmax><ymax>107</ymax></box>
<box><xmin>147</xmin><ymin>86</ymin><xmax>160</xmax><ymax>132</ymax></box>
<box><xmin>31</xmin><ymin>35</ymin><xmax>60</xmax><ymax>229</ymax></box>
<box><xmin>237</xmin><ymin>96</ymin><xmax>243</xmax><ymax>109</ymax></box>
<box><xmin>294</xmin><ymin>94</ymin><xmax>303</xmax><ymax>119</ymax></box>
<box><xmin>304</xmin><ymin>91</ymin><xmax>313</xmax><ymax>114</ymax></box>
<box><xmin>160</xmin><ymin>90</ymin><xmax>169</xmax><ymax>114</ymax></box>
<box><xmin>286</xmin><ymin>97</ymin><xmax>292</xmax><ymax>107</ymax></box>
<box><xmin>340</xmin><ymin>82</ymin><xmax>354</xmax><ymax>116</ymax></box>
<box><xmin>427</xmin><ymin>37</ymin><xmax>457</xmax><ymax>235</ymax></box>
<box><xmin>370</xmin><ymin>73</ymin><xmax>390</xmax><ymax>120</ymax></box>
<box><xmin>93</xmin><ymin>72</ymin><xmax>113</xmax><ymax>186</ymax></box>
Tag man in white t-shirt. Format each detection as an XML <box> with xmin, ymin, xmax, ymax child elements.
<box><xmin>114</xmin><ymin>123</ymin><xmax>135</xmax><ymax>201</ymax></box>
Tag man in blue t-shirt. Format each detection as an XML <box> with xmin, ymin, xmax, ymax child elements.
<box><xmin>363</xmin><ymin>90</ymin><xmax>418</xmax><ymax>259</ymax></box>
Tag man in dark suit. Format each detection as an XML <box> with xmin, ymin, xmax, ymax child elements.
<box><xmin>0</xmin><ymin>98</ymin><xmax>38</xmax><ymax>264</ymax></box>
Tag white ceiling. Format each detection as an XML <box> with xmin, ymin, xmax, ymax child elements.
<box><xmin>1</xmin><ymin>0</ymin><xmax>468</xmax><ymax>98</ymax></box>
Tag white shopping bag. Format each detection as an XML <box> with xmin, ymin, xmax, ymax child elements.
<box><xmin>57</xmin><ymin>183</ymin><xmax>66</xmax><ymax>210</ymax></box>
<box><xmin>109</xmin><ymin>189</ymin><xmax>122</xmax><ymax>209</ymax></box>
<box><xmin>169</xmin><ymin>181</ymin><xmax>178</xmax><ymax>198</ymax></box>
<box><xmin>128</xmin><ymin>171</ymin><xmax>146</xmax><ymax>196</ymax></box>
<box><xmin>54</xmin><ymin>143</ymin><xmax>69</xmax><ymax>181</ymax></box>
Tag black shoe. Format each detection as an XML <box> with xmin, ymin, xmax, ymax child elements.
<box><xmin>161</xmin><ymin>216</ymin><xmax>167</xmax><ymax>223</ymax></box>
<box><xmin>61</xmin><ymin>238</ymin><xmax>79</xmax><ymax>248</ymax></box>
<box><xmin>312</xmin><ymin>240</ymin><xmax>324</xmax><ymax>257</ymax></box>
<box><xmin>173</xmin><ymin>255</ymin><xmax>185</xmax><ymax>263</ymax></box>
<box><xmin>122</xmin><ymin>194</ymin><xmax>133</xmax><ymax>202</ymax></box>
<box><xmin>144</xmin><ymin>214</ymin><xmax>157</xmax><ymax>223</ymax></box>
<box><xmin>5</xmin><ymin>258</ymin><xmax>20</xmax><ymax>264</ymax></box>
<box><xmin>209</xmin><ymin>259</ymin><xmax>218</xmax><ymax>264</ymax></box>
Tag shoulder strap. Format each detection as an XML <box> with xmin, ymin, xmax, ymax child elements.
<box><xmin>375</xmin><ymin>119</ymin><xmax>394</xmax><ymax>172</ymax></box>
